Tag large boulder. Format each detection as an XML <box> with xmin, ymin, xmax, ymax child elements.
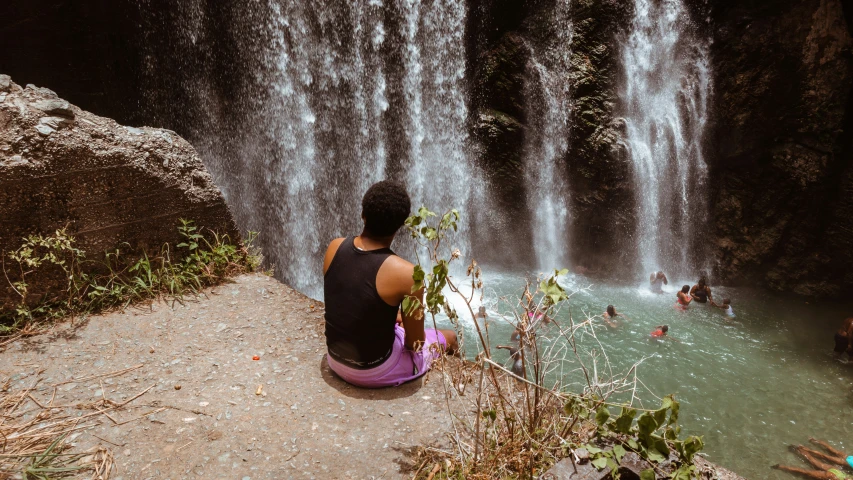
<box><xmin>0</xmin><ymin>75</ymin><xmax>239</xmax><ymax>310</ymax></box>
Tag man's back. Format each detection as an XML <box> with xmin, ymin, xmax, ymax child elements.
<box><xmin>323</xmin><ymin>236</ymin><xmax>399</xmax><ymax>369</ymax></box>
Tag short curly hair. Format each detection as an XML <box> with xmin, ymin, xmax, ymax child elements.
<box><xmin>361</xmin><ymin>180</ymin><xmax>411</xmax><ymax>237</ymax></box>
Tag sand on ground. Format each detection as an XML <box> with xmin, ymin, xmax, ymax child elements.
<box><xmin>0</xmin><ymin>274</ymin><xmax>455</xmax><ymax>480</ymax></box>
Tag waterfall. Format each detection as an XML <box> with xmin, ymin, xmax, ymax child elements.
<box><xmin>523</xmin><ymin>0</ymin><xmax>573</xmax><ymax>271</ymax></box>
<box><xmin>140</xmin><ymin>0</ymin><xmax>475</xmax><ymax>298</ymax></box>
<box><xmin>621</xmin><ymin>0</ymin><xmax>711</xmax><ymax>279</ymax></box>
<box><xmin>400</xmin><ymin>0</ymin><xmax>475</xmax><ymax>259</ymax></box>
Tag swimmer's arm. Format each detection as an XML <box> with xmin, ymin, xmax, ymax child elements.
<box><xmin>603</xmin><ymin>316</ymin><xmax>617</xmax><ymax>327</ymax></box>
<box><xmin>689</xmin><ymin>285</ymin><xmax>698</xmax><ymax>299</ymax></box>
<box><xmin>706</xmin><ymin>288</ymin><xmax>713</xmax><ymax>302</ymax></box>
<box><xmin>662</xmin><ymin>274</ymin><xmax>668</xmax><ymax>285</ymax></box>
<box><xmin>649</xmin><ymin>273</ymin><xmax>655</xmax><ymax>283</ymax></box>
<box><xmin>618</xmin><ymin>313</ymin><xmax>631</xmax><ymax>322</ymax></box>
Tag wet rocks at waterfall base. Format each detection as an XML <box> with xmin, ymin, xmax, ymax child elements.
<box><xmin>0</xmin><ymin>75</ymin><xmax>238</xmax><ymax>310</ymax></box>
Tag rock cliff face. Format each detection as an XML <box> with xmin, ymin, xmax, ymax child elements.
<box><xmin>563</xmin><ymin>0</ymin><xmax>635</xmax><ymax>274</ymax></box>
<box><xmin>0</xmin><ymin>75</ymin><xmax>238</xmax><ymax>309</ymax></box>
<box><xmin>706</xmin><ymin>0</ymin><xmax>853</xmax><ymax>296</ymax></box>
<box><xmin>467</xmin><ymin>0</ymin><xmax>634</xmax><ymax>271</ymax></box>
<box><xmin>3</xmin><ymin>1</ymin><xmax>853</xmax><ymax>297</ymax></box>
<box><xmin>469</xmin><ymin>0</ymin><xmax>853</xmax><ymax>295</ymax></box>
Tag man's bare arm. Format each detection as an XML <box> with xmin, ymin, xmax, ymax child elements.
<box><xmin>322</xmin><ymin>238</ymin><xmax>346</xmax><ymax>275</ymax></box>
<box><xmin>401</xmin><ymin>286</ymin><xmax>426</xmax><ymax>350</ymax></box>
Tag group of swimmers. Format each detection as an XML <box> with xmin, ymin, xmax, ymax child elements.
<box><xmin>597</xmin><ymin>272</ymin><xmax>735</xmax><ymax>341</ymax></box>
<box><xmin>652</xmin><ymin>271</ymin><xmax>853</xmax><ymax>361</ymax></box>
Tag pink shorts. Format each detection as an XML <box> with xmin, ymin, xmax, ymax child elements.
<box><xmin>326</xmin><ymin>325</ymin><xmax>447</xmax><ymax>388</ymax></box>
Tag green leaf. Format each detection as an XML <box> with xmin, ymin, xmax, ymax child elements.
<box><xmin>668</xmin><ymin>397</ymin><xmax>680</xmax><ymax>426</ymax></box>
<box><xmin>637</xmin><ymin>413</ymin><xmax>658</xmax><ymax>446</ymax></box>
<box><xmin>412</xmin><ymin>265</ymin><xmax>425</xmax><ymax>291</ymax></box>
<box><xmin>613</xmin><ymin>407</ymin><xmax>637</xmax><ymax>434</ymax></box>
<box><xmin>584</xmin><ymin>445</ymin><xmax>603</xmax><ymax>455</ymax></box>
<box><xmin>679</xmin><ymin>436</ymin><xmax>704</xmax><ymax>462</ymax></box>
<box><xmin>613</xmin><ymin>444</ymin><xmax>626</xmax><ymax>464</ymax></box>
<box><xmin>563</xmin><ymin>398</ymin><xmax>577</xmax><ymax>416</ymax></box>
<box><xmin>653</xmin><ymin>436</ymin><xmax>670</xmax><ymax>457</ymax></box>
<box><xmin>670</xmin><ymin>464</ymin><xmax>695</xmax><ymax>480</ymax></box>
<box><xmin>595</xmin><ymin>405</ymin><xmax>610</xmax><ymax>426</ymax></box>
<box><xmin>640</xmin><ymin>468</ymin><xmax>656</xmax><ymax>480</ymax></box>
<box><xmin>591</xmin><ymin>457</ymin><xmax>609</xmax><ymax>470</ymax></box>
<box><xmin>646</xmin><ymin>447</ymin><xmax>666</xmax><ymax>463</ymax></box>
<box><xmin>628</xmin><ymin>439</ymin><xmax>639</xmax><ymax>450</ymax></box>
<box><xmin>402</xmin><ymin>297</ymin><xmax>421</xmax><ymax>316</ymax></box>
<box><xmin>654</xmin><ymin>407</ymin><xmax>668</xmax><ymax>427</ymax></box>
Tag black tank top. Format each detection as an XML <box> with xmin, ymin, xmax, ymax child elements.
<box><xmin>324</xmin><ymin>237</ymin><xmax>399</xmax><ymax>369</ymax></box>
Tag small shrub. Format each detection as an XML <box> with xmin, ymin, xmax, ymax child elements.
<box><xmin>1</xmin><ymin>220</ymin><xmax>261</xmax><ymax>336</ymax></box>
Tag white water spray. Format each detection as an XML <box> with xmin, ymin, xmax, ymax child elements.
<box><xmin>621</xmin><ymin>0</ymin><xmax>711</xmax><ymax>278</ymax></box>
<box><xmin>524</xmin><ymin>0</ymin><xmax>573</xmax><ymax>271</ymax></box>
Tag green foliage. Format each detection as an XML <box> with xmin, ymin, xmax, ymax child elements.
<box><xmin>403</xmin><ymin>207</ymin><xmax>460</xmax><ymax>320</ymax></box>
<box><xmin>1</xmin><ymin>221</ymin><xmax>261</xmax><ymax>333</ymax></box>
<box><xmin>585</xmin><ymin>396</ymin><xmax>705</xmax><ymax>476</ymax></box>
<box><xmin>539</xmin><ymin>269</ymin><xmax>569</xmax><ymax>306</ymax></box>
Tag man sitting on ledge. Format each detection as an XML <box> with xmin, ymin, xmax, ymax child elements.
<box><xmin>323</xmin><ymin>180</ymin><xmax>458</xmax><ymax>388</ymax></box>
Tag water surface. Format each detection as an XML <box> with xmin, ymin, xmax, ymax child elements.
<box><xmin>441</xmin><ymin>269</ymin><xmax>853</xmax><ymax>479</ymax></box>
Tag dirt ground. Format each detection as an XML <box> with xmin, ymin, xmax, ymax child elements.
<box><xmin>0</xmin><ymin>274</ymin><xmax>455</xmax><ymax>479</ymax></box>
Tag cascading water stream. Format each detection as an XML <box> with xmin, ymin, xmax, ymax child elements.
<box><xmin>523</xmin><ymin>0</ymin><xmax>573</xmax><ymax>272</ymax></box>
<box><xmin>621</xmin><ymin>0</ymin><xmax>711</xmax><ymax>279</ymax></box>
<box><xmin>400</xmin><ymin>0</ymin><xmax>476</xmax><ymax>260</ymax></box>
<box><xmin>142</xmin><ymin>0</ymin><xmax>476</xmax><ymax>298</ymax></box>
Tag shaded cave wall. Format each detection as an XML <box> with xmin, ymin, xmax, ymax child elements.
<box><xmin>705</xmin><ymin>0</ymin><xmax>853</xmax><ymax>296</ymax></box>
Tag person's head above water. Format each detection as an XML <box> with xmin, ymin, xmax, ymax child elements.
<box><xmin>681</xmin><ymin>285</ymin><xmax>690</xmax><ymax>293</ymax></box>
<box><xmin>657</xmin><ymin>325</ymin><xmax>669</xmax><ymax>333</ymax></box>
<box><xmin>722</xmin><ymin>298</ymin><xmax>731</xmax><ymax>306</ymax></box>
<box><xmin>361</xmin><ymin>180</ymin><xmax>411</xmax><ymax>238</ymax></box>
<box><xmin>697</xmin><ymin>276</ymin><xmax>707</xmax><ymax>287</ymax></box>
<box><xmin>656</xmin><ymin>271</ymin><xmax>665</xmax><ymax>278</ymax></box>
<box><xmin>606</xmin><ymin>305</ymin><xmax>616</xmax><ymax>317</ymax></box>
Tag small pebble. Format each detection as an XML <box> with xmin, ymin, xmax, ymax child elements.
<box><xmin>174</xmin><ymin>385</ymin><xmax>181</xmax><ymax>390</ymax></box>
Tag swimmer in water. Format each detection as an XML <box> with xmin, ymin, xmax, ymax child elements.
<box><xmin>773</xmin><ymin>439</ymin><xmax>853</xmax><ymax>480</ymax></box>
<box><xmin>650</xmin><ymin>325</ymin><xmax>668</xmax><ymax>338</ymax></box>
<box><xmin>495</xmin><ymin>344</ymin><xmax>524</xmax><ymax>377</ymax></box>
<box><xmin>710</xmin><ymin>298</ymin><xmax>735</xmax><ymax>319</ymax></box>
<box><xmin>690</xmin><ymin>276</ymin><xmax>713</xmax><ymax>304</ymax></box>
<box><xmin>649</xmin><ymin>271</ymin><xmax>668</xmax><ymax>294</ymax></box>
<box><xmin>650</xmin><ymin>325</ymin><xmax>680</xmax><ymax>342</ymax></box>
<box><xmin>602</xmin><ymin>305</ymin><xmax>630</xmax><ymax>327</ymax></box>
<box><xmin>475</xmin><ymin>305</ymin><xmax>488</xmax><ymax>319</ymax></box>
<box><xmin>834</xmin><ymin>317</ymin><xmax>853</xmax><ymax>358</ymax></box>
<box><xmin>676</xmin><ymin>285</ymin><xmax>692</xmax><ymax>310</ymax></box>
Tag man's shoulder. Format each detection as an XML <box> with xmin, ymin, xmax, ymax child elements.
<box><xmin>384</xmin><ymin>254</ymin><xmax>415</xmax><ymax>272</ymax></box>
